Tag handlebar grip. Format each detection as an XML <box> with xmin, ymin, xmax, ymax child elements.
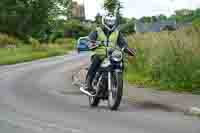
<box><xmin>125</xmin><ymin>48</ymin><xmax>136</xmax><ymax>56</ymax></box>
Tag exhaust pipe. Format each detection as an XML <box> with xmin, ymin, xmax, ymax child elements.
<box><xmin>80</xmin><ymin>87</ymin><xmax>96</xmax><ymax>97</ymax></box>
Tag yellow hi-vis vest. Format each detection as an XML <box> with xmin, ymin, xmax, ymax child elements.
<box><xmin>94</xmin><ymin>27</ymin><xmax>119</xmax><ymax>59</ymax></box>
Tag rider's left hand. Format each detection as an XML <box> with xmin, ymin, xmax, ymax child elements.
<box><xmin>127</xmin><ymin>55</ymin><xmax>135</xmax><ymax>63</ymax></box>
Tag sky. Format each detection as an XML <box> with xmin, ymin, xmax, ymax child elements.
<box><xmin>73</xmin><ymin>0</ymin><xmax>200</xmax><ymax>20</ymax></box>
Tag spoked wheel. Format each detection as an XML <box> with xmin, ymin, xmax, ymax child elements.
<box><xmin>88</xmin><ymin>75</ymin><xmax>100</xmax><ymax>107</ymax></box>
<box><xmin>108</xmin><ymin>72</ymin><xmax>123</xmax><ymax>111</ymax></box>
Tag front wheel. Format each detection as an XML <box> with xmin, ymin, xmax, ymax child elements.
<box><xmin>108</xmin><ymin>72</ymin><xmax>123</xmax><ymax>110</ymax></box>
<box><xmin>89</xmin><ymin>96</ymin><xmax>100</xmax><ymax>107</ymax></box>
<box><xmin>88</xmin><ymin>74</ymin><xmax>100</xmax><ymax>107</ymax></box>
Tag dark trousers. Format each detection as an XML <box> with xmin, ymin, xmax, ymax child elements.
<box><xmin>86</xmin><ymin>55</ymin><xmax>102</xmax><ymax>89</ymax></box>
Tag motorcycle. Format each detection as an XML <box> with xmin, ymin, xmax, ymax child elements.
<box><xmin>78</xmin><ymin>37</ymin><xmax>136</xmax><ymax>110</ymax></box>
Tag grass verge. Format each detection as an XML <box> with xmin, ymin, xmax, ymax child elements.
<box><xmin>0</xmin><ymin>41</ymin><xmax>75</xmax><ymax>65</ymax></box>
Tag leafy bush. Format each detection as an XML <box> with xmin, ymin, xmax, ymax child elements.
<box><xmin>120</xmin><ymin>20</ymin><xmax>135</xmax><ymax>34</ymax></box>
<box><xmin>192</xmin><ymin>18</ymin><xmax>200</xmax><ymax>27</ymax></box>
<box><xmin>63</xmin><ymin>20</ymin><xmax>92</xmax><ymax>39</ymax></box>
<box><xmin>49</xmin><ymin>31</ymin><xmax>64</xmax><ymax>42</ymax></box>
<box><xmin>29</xmin><ymin>37</ymin><xmax>50</xmax><ymax>52</ymax></box>
<box><xmin>0</xmin><ymin>33</ymin><xmax>21</xmax><ymax>47</ymax></box>
<box><xmin>29</xmin><ymin>37</ymin><xmax>41</xmax><ymax>50</ymax></box>
<box><xmin>127</xmin><ymin>26</ymin><xmax>200</xmax><ymax>93</ymax></box>
<box><xmin>48</xmin><ymin>19</ymin><xmax>94</xmax><ymax>42</ymax></box>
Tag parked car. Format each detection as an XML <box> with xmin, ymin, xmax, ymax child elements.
<box><xmin>76</xmin><ymin>36</ymin><xmax>89</xmax><ymax>53</ymax></box>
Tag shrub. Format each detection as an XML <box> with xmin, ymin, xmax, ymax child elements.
<box><xmin>127</xmin><ymin>26</ymin><xmax>200</xmax><ymax>93</ymax></box>
<box><xmin>120</xmin><ymin>21</ymin><xmax>135</xmax><ymax>34</ymax></box>
<box><xmin>49</xmin><ymin>31</ymin><xmax>64</xmax><ymax>42</ymax></box>
<box><xmin>54</xmin><ymin>38</ymin><xmax>76</xmax><ymax>50</ymax></box>
<box><xmin>49</xmin><ymin>20</ymin><xmax>92</xmax><ymax>42</ymax></box>
<box><xmin>192</xmin><ymin>18</ymin><xmax>200</xmax><ymax>27</ymax></box>
<box><xmin>29</xmin><ymin>37</ymin><xmax>48</xmax><ymax>51</ymax></box>
<box><xmin>0</xmin><ymin>33</ymin><xmax>21</xmax><ymax>47</ymax></box>
<box><xmin>54</xmin><ymin>38</ymin><xmax>73</xmax><ymax>44</ymax></box>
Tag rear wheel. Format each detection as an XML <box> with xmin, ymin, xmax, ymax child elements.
<box><xmin>108</xmin><ymin>72</ymin><xmax>123</xmax><ymax>110</ymax></box>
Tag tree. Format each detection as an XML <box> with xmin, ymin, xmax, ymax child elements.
<box><xmin>158</xmin><ymin>14</ymin><xmax>167</xmax><ymax>21</ymax></box>
<box><xmin>139</xmin><ymin>16</ymin><xmax>152</xmax><ymax>23</ymax></box>
<box><xmin>168</xmin><ymin>15</ymin><xmax>177</xmax><ymax>21</ymax></box>
<box><xmin>120</xmin><ymin>20</ymin><xmax>135</xmax><ymax>34</ymax></box>
<box><xmin>104</xmin><ymin>0</ymin><xmax>121</xmax><ymax>15</ymax></box>
<box><xmin>151</xmin><ymin>16</ymin><xmax>158</xmax><ymax>22</ymax></box>
<box><xmin>0</xmin><ymin>0</ymin><xmax>72</xmax><ymax>40</ymax></box>
<box><xmin>175</xmin><ymin>9</ymin><xmax>193</xmax><ymax>16</ymax></box>
<box><xmin>95</xmin><ymin>13</ymin><xmax>102</xmax><ymax>25</ymax></box>
<box><xmin>193</xmin><ymin>8</ymin><xmax>200</xmax><ymax>18</ymax></box>
<box><xmin>119</xmin><ymin>17</ymin><xmax>130</xmax><ymax>24</ymax></box>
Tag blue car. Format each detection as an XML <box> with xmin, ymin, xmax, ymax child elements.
<box><xmin>76</xmin><ymin>37</ymin><xmax>89</xmax><ymax>53</ymax></box>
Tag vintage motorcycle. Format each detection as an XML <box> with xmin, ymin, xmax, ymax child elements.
<box><xmin>77</xmin><ymin>37</ymin><xmax>136</xmax><ymax>110</ymax></box>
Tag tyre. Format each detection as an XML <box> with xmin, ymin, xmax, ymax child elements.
<box><xmin>88</xmin><ymin>74</ymin><xmax>100</xmax><ymax>107</ymax></box>
<box><xmin>108</xmin><ymin>72</ymin><xmax>123</xmax><ymax>110</ymax></box>
<box><xmin>89</xmin><ymin>96</ymin><xmax>100</xmax><ymax>107</ymax></box>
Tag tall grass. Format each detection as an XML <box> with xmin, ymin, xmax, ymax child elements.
<box><xmin>127</xmin><ymin>27</ymin><xmax>200</xmax><ymax>94</ymax></box>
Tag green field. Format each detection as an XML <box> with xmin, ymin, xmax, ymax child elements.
<box><xmin>0</xmin><ymin>38</ymin><xmax>75</xmax><ymax>65</ymax></box>
<box><xmin>126</xmin><ymin>27</ymin><xmax>200</xmax><ymax>94</ymax></box>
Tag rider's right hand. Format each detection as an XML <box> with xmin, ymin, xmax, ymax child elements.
<box><xmin>88</xmin><ymin>42</ymin><xmax>98</xmax><ymax>50</ymax></box>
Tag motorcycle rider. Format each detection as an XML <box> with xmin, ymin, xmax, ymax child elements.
<box><xmin>82</xmin><ymin>13</ymin><xmax>135</xmax><ymax>96</ymax></box>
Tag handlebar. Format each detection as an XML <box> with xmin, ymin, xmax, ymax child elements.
<box><xmin>88</xmin><ymin>39</ymin><xmax>136</xmax><ymax>56</ymax></box>
<box><xmin>124</xmin><ymin>47</ymin><xmax>136</xmax><ymax>56</ymax></box>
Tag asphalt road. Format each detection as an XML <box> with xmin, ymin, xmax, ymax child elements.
<box><xmin>0</xmin><ymin>53</ymin><xmax>199</xmax><ymax>133</ymax></box>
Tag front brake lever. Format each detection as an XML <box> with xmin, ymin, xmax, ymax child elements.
<box><xmin>125</xmin><ymin>47</ymin><xmax>136</xmax><ymax>56</ymax></box>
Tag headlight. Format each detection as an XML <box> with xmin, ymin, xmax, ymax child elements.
<box><xmin>101</xmin><ymin>58</ymin><xmax>111</xmax><ymax>68</ymax></box>
<box><xmin>111</xmin><ymin>50</ymin><xmax>122</xmax><ymax>62</ymax></box>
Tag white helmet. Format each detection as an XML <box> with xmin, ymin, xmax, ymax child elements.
<box><xmin>102</xmin><ymin>13</ymin><xmax>117</xmax><ymax>31</ymax></box>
